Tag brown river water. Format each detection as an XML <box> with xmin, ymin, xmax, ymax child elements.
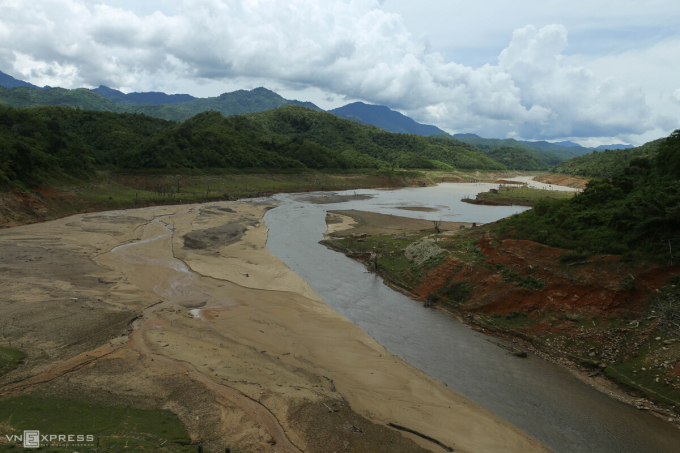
<box><xmin>264</xmin><ymin>184</ymin><xmax>680</xmax><ymax>453</ymax></box>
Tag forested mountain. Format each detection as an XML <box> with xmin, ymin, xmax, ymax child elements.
<box><xmin>0</xmin><ymin>70</ymin><xmax>46</xmax><ymax>89</ymax></box>
<box><xmin>500</xmin><ymin>130</ymin><xmax>680</xmax><ymax>262</ymax></box>
<box><xmin>550</xmin><ymin>139</ymin><xmax>663</xmax><ymax>178</ymax></box>
<box><xmin>245</xmin><ymin>106</ymin><xmax>503</xmax><ymax>170</ymax></box>
<box><xmin>430</xmin><ymin>133</ymin><xmax>569</xmax><ymax>169</ymax></box>
<box><xmin>449</xmin><ymin>133</ymin><xmax>589</xmax><ymax>160</ymax></box>
<box><xmin>0</xmin><ymin>104</ymin><xmax>512</xmax><ymax>187</ymax></box>
<box><xmin>517</xmin><ymin>139</ymin><xmax>592</xmax><ymax>156</ymax></box>
<box><xmin>477</xmin><ymin>146</ymin><xmax>551</xmax><ymax>171</ymax></box>
<box><xmin>330</xmin><ymin>102</ymin><xmax>445</xmax><ymax>136</ymax></box>
<box><xmin>594</xmin><ymin>144</ymin><xmax>635</xmax><ymax>151</ymax></box>
<box><xmin>1</xmin><ymin>71</ymin><xmax>653</xmax><ymax>177</ymax></box>
<box><xmin>553</xmin><ymin>140</ymin><xmax>582</xmax><ymax>148</ymax></box>
<box><xmin>0</xmin><ymin>105</ymin><xmax>178</xmax><ymax>185</ymax></box>
<box><xmin>0</xmin><ymin>84</ymin><xmax>323</xmax><ymax>122</ymax></box>
<box><xmin>124</xmin><ymin>106</ymin><xmax>504</xmax><ymax>171</ymax></box>
<box><xmin>92</xmin><ymin>85</ymin><xmax>195</xmax><ymax>105</ymax></box>
<box><xmin>153</xmin><ymin>87</ymin><xmax>323</xmax><ymax>120</ymax></box>
<box><xmin>0</xmin><ymin>86</ymin><xmax>121</xmax><ymax>111</ymax></box>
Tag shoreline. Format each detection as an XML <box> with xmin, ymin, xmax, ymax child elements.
<box><xmin>320</xmin><ymin>209</ymin><xmax>680</xmax><ymax>430</ymax></box>
<box><xmin>0</xmin><ymin>198</ymin><xmax>551</xmax><ymax>452</ymax></box>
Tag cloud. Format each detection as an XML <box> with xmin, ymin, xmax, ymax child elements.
<box><xmin>0</xmin><ymin>0</ymin><xmax>669</xmax><ymax>142</ymax></box>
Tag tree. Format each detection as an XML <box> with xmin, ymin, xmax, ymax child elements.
<box><xmin>433</xmin><ymin>220</ymin><xmax>441</xmax><ymax>243</ymax></box>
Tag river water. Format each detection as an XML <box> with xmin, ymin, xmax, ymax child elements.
<box><xmin>263</xmin><ymin>183</ymin><xmax>680</xmax><ymax>453</ymax></box>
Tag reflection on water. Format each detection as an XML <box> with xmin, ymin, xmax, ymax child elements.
<box><xmin>264</xmin><ymin>184</ymin><xmax>680</xmax><ymax>453</ymax></box>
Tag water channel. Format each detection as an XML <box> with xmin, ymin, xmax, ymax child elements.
<box><xmin>263</xmin><ymin>182</ymin><xmax>680</xmax><ymax>453</ymax></box>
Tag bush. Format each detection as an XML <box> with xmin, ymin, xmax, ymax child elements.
<box><xmin>447</xmin><ymin>281</ymin><xmax>473</xmax><ymax>303</ymax></box>
<box><xmin>559</xmin><ymin>250</ymin><xmax>590</xmax><ymax>264</ymax></box>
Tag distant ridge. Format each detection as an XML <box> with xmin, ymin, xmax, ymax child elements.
<box><xmin>0</xmin><ymin>70</ymin><xmax>46</xmax><ymax>90</ymax></box>
<box><xmin>330</xmin><ymin>102</ymin><xmax>445</xmax><ymax>136</ymax></box>
<box><xmin>0</xmin><ymin>84</ymin><xmax>323</xmax><ymax>122</ymax></box>
<box><xmin>92</xmin><ymin>85</ymin><xmax>195</xmax><ymax>105</ymax></box>
<box><xmin>594</xmin><ymin>144</ymin><xmax>634</xmax><ymax>151</ymax></box>
<box><xmin>553</xmin><ymin>140</ymin><xmax>582</xmax><ymax>148</ymax></box>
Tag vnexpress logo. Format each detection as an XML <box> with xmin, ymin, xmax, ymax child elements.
<box><xmin>4</xmin><ymin>430</ymin><xmax>94</xmax><ymax>448</ymax></box>
<box><xmin>23</xmin><ymin>431</ymin><xmax>40</xmax><ymax>449</ymax></box>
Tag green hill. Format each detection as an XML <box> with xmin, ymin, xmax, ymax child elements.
<box><xmin>444</xmin><ymin>133</ymin><xmax>588</xmax><ymax>162</ymax></box>
<box><xmin>245</xmin><ymin>106</ymin><xmax>504</xmax><ymax>171</ymax></box>
<box><xmin>550</xmin><ymin>139</ymin><xmax>663</xmax><ymax>178</ymax></box>
<box><xmin>0</xmin><ymin>85</ymin><xmax>324</xmax><ymax>123</ymax></box>
<box><xmin>497</xmin><ymin>129</ymin><xmax>680</xmax><ymax>262</ymax></box>
<box><xmin>0</xmin><ymin>105</ymin><xmax>178</xmax><ymax>186</ymax></box>
<box><xmin>119</xmin><ymin>110</ymin><xmax>353</xmax><ymax>170</ymax></box>
<box><xmin>477</xmin><ymin>146</ymin><xmax>550</xmax><ymax>171</ymax></box>
<box><xmin>0</xmin><ymin>103</ymin><xmax>514</xmax><ymax>188</ymax></box>
<box><xmin>0</xmin><ymin>86</ymin><xmax>122</xmax><ymax>111</ymax></box>
<box><xmin>92</xmin><ymin>85</ymin><xmax>195</xmax><ymax>105</ymax></box>
<box><xmin>431</xmin><ymin>133</ymin><xmax>567</xmax><ymax>169</ymax></box>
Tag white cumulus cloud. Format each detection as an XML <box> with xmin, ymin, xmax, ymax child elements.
<box><xmin>0</xmin><ymin>0</ymin><xmax>670</xmax><ymax>142</ymax></box>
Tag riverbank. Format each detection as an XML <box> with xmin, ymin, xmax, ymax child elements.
<box><xmin>321</xmin><ymin>209</ymin><xmax>680</xmax><ymax>429</ymax></box>
<box><xmin>0</xmin><ymin>171</ymin><xmax>578</xmax><ymax>229</ymax></box>
<box><xmin>0</xmin><ymin>170</ymin><xmax>439</xmax><ymax>229</ymax></box>
<box><xmin>0</xmin><ymin>199</ymin><xmax>551</xmax><ymax>452</ymax></box>
<box><xmin>462</xmin><ymin>187</ymin><xmax>576</xmax><ymax>207</ymax></box>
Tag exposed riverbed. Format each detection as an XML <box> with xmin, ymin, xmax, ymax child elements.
<box><xmin>264</xmin><ymin>183</ymin><xmax>680</xmax><ymax>453</ymax></box>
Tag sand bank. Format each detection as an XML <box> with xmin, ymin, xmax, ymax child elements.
<box><xmin>0</xmin><ymin>200</ymin><xmax>550</xmax><ymax>453</ymax></box>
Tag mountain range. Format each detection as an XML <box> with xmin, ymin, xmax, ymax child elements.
<box><xmin>0</xmin><ymin>70</ymin><xmax>635</xmax><ymax>168</ymax></box>
<box><xmin>0</xmin><ymin>71</ymin><xmax>47</xmax><ymax>90</ymax></box>
<box><xmin>330</xmin><ymin>102</ymin><xmax>445</xmax><ymax>136</ymax></box>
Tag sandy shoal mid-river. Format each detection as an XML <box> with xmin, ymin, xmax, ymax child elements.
<box><xmin>0</xmin><ymin>199</ymin><xmax>551</xmax><ymax>453</ymax></box>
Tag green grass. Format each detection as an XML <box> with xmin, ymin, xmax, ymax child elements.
<box><xmin>0</xmin><ymin>396</ymin><xmax>193</xmax><ymax>452</ymax></box>
<box><xmin>475</xmin><ymin>187</ymin><xmax>576</xmax><ymax>206</ymax></box>
<box><xmin>0</xmin><ymin>347</ymin><xmax>25</xmax><ymax>378</ymax></box>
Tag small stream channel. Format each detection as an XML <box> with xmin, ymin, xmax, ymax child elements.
<box><xmin>263</xmin><ymin>183</ymin><xmax>680</xmax><ymax>453</ymax></box>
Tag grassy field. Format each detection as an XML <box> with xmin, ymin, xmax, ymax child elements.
<box><xmin>465</xmin><ymin>186</ymin><xmax>576</xmax><ymax>206</ymax></box>
<box><xmin>0</xmin><ymin>396</ymin><xmax>194</xmax><ymax>452</ymax></box>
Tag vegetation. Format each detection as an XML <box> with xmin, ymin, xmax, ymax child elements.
<box><xmin>440</xmin><ymin>133</ymin><xmax>589</xmax><ymax>160</ymax></box>
<box><xmin>0</xmin><ymin>347</ymin><xmax>25</xmax><ymax>378</ymax></box>
<box><xmin>1</xmin><ymin>103</ymin><xmax>528</xmax><ymax>189</ymax></box>
<box><xmin>0</xmin><ymin>86</ymin><xmax>121</xmax><ymax>112</ymax></box>
<box><xmin>551</xmin><ymin>139</ymin><xmax>663</xmax><ymax>178</ymax></box>
<box><xmin>467</xmin><ymin>187</ymin><xmax>576</xmax><ymax>206</ymax></box>
<box><xmin>329</xmin><ymin>102</ymin><xmax>444</xmax><ymax>136</ymax></box>
<box><xmin>0</xmin><ymin>85</ymin><xmax>322</xmax><ymax>123</ymax></box>
<box><xmin>432</xmin><ymin>133</ymin><xmax>584</xmax><ymax>170</ymax></box>
<box><xmin>0</xmin><ymin>105</ymin><xmax>180</xmax><ymax>187</ymax></box>
<box><xmin>247</xmin><ymin>106</ymin><xmax>505</xmax><ymax>171</ymax></box>
<box><xmin>497</xmin><ymin>130</ymin><xmax>680</xmax><ymax>263</ymax></box>
<box><xmin>0</xmin><ymin>395</ymin><xmax>192</xmax><ymax>452</ymax></box>
<box><xmin>92</xmin><ymin>85</ymin><xmax>195</xmax><ymax>106</ymax></box>
<box><xmin>477</xmin><ymin>146</ymin><xmax>550</xmax><ymax>171</ymax></box>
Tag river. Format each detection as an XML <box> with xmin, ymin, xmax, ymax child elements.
<box><xmin>263</xmin><ymin>182</ymin><xmax>680</xmax><ymax>453</ymax></box>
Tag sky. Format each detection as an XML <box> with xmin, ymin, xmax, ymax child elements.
<box><xmin>1</xmin><ymin>0</ymin><xmax>679</xmax><ymax>146</ymax></box>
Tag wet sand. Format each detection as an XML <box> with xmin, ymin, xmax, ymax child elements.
<box><xmin>325</xmin><ymin>209</ymin><xmax>471</xmax><ymax>238</ymax></box>
<box><xmin>0</xmin><ymin>200</ymin><xmax>550</xmax><ymax>453</ymax></box>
